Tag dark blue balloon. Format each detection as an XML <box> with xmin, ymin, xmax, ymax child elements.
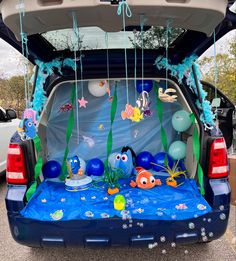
<box><xmin>152</xmin><ymin>152</ymin><xmax>174</xmax><ymax>172</ymax></box>
<box><xmin>86</xmin><ymin>158</ymin><xmax>104</xmax><ymax>176</ymax></box>
<box><xmin>42</xmin><ymin>160</ymin><xmax>61</xmax><ymax>179</ymax></box>
<box><xmin>136</xmin><ymin>80</ymin><xmax>153</xmax><ymax>93</ymax></box>
<box><xmin>136</xmin><ymin>151</ymin><xmax>154</xmax><ymax>170</ymax></box>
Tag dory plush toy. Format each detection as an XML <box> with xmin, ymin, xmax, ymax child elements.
<box><xmin>17</xmin><ymin>118</ymin><xmax>36</xmax><ymax>141</ymax></box>
<box><xmin>130</xmin><ymin>167</ymin><xmax>162</xmax><ymax>189</ymax></box>
<box><xmin>109</xmin><ymin>146</ymin><xmax>136</xmax><ymax>178</ymax></box>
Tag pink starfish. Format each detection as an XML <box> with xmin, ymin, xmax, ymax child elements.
<box><xmin>78</xmin><ymin>97</ymin><xmax>88</xmax><ymax>108</ymax></box>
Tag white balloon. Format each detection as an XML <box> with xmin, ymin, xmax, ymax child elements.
<box><xmin>88</xmin><ymin>80</ymin><xmax>107</xmax><ymax>97</ymax></box>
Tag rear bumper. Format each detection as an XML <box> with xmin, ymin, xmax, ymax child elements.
<box><xmin>6</xmin><ymin>178</ymin><xmax>231</xmax><ymax>247</ymax></box>
<box><xmin>7</xmin><ymin>208</ymin><xmax>230</xmax><ymax>248</ymax></box>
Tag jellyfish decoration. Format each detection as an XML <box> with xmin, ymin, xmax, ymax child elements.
<box><xmin>172</xmin><ymin>110</ymin><xmax>192</xmax><ymax>132</ymax></box>
<box><xmin>23</xmin><ymin>108</ymin><xmax>37</xmax><ymax>124</ymax></box>
<box><xmin>17</xmin><ymin>108</ymin><xmax>38</xmax><ymax>141</ymax></box>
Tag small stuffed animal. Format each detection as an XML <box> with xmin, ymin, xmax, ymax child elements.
<box><xmin>17</xmin><ymin>118</ymin><xmax>36</xmax><ymax>140</ymax></box>
<box><xmin>130</xmin><ymin>167</ymin><xmax>162</xmax><ymax>189</ymax></box>
<box><xmin>112</xmin><ymin>146</ymin><xmax>136</xmax><ymax>178</ymax></box>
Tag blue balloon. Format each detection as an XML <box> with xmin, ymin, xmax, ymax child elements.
<box><xmin>152</xmin><ymin>152</ymin><xmax>174</xmax><ymax>172</ymax></box>
<box><xmin>136</xmin><ymin>80</ymin><xmax>153</xmax><ymax>93</ymax></box>
<box><xmin>86</xmin><ymin>158</ymin><xmax>104</xmax><ymax>176</ymax></box>
<box><xmin>172</xmin><ymin>110</ymin><xmax>192</xmax><ymax>132</ymax></box>
<box><xmin>136</xmin><ymin>151</ymin><xmax>154</xmax><ymax>170</ymax></box>
<box><xmin>42</xmin><ymin>160</ymin><xmax>61</xmax><ymax>179</ymax></box>
<box><xmin>168</xmin><ymin>141</ymin><xmax>186</xmax><ymax>160</ymax></box>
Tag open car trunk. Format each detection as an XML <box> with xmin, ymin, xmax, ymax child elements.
<box><xmin>19</xmin><ymin>78</ymin><xmax>212</xmax><ymax>222</ymax></box>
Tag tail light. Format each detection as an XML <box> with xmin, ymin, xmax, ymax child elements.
<box><xmin>208</xmin><ymin>137</ymin><xmax>229</xmax><ymax>178</ymax></box>
<box><xmin>6</xmin><ymin>144</ymin><xmax>28</xmax><ymax>184</ymax></box>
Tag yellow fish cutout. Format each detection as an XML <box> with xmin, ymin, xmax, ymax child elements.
<box><xmin>130</xmin><ymin>107</ymin><xmax>144</xmax><ymax>122</ymax></box>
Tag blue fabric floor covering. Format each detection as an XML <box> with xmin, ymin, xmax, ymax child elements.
<box><xmin>21</xmin><ymin>175</ymin><xmax>211</xmax><ymax>221</ymax></box>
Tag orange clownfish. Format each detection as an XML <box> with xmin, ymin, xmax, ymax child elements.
<box><xmin>130</xmin><ymin>167</ymin><xmax>162</xmax><ymax>189</ymax></box>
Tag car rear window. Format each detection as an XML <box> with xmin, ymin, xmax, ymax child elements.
<box><xmin>41</xmin><ymin>26</ymin><xmax>185</xmax><ymax>51</ymax></box>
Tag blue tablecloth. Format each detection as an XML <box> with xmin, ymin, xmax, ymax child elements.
<box><xmin>21</xmin><ymin>176</ymin><xmax>211</xmax><ymax>221</ymax></box>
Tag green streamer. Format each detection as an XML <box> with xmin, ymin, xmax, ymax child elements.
<box><xmin>190</xmin><ymin>113</ymin><xmax>205</xmax><ymax>195</ymax></box>
<box><xmin>59</xmin><ymin>85</ymin><xmax>76</xmax><ymax>180</ymax></box>
<box><xmin>106</xmin><ymin>83</ymin><xmax>118</xmax><ymax>163</ymax></box>
<box><xmin>154</xmin><ymin>82</ymin><xmax>168</xmax><ymax>153</ymax></box>
<box><xmin>26</xmin><ymin>136</ymin><xmax>43</xmax><ymax>201</ymax></box>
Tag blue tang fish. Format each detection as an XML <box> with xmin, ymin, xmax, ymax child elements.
<box><xmin>114</xmin><ymin>147</ymin><xmax>136</xmax><ymax>178</ymax></box>
<box><xmin>68</xmin><ymin>155</ymin><xmax>80</xmax><ymax>175</ymax></box>
<box><xmin>21</xmin><ymin>118</ymin><xmax>36</xmax><ymax>139</ymax></box>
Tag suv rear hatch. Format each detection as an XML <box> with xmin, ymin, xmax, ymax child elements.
<box><xmin>1</xmin><ymin>0</ymin><xmax>235</xmax><ymax>247</ymax></box>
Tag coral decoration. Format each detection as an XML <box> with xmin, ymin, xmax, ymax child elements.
<box><xmin>158</xmin><ymin>88</ymin><xmax>178</xmax><ymax>103</ymax></box>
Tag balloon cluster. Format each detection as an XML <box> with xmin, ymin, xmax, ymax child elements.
<box><xmin>42</xmin><ymin>158</ymin><xmax>104</xmax><ymax>179</ymax></box>
<box><xmin>168</xmin><ymin>110</ymin><xmax>192</xmax><ymax>160</ymax></box>
<box><xmin>136</xmin><ymin>151</ymin><xmax>174</xmax><ymax>171</ymax></box>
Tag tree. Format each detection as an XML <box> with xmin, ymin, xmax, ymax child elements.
<box><xmin>199</xmin><ymin>39</ymin><xmax>236</xmax><ymax>104</ymax></box>
<box><xmin>7</xmin><ymin>76</ymin><xmax>27</xmax><ymax>117</ymax></box>
<box><xmin>130</xmin><ymin>26</ymin><xmax>184</xmax><ymax>49</ymax></box>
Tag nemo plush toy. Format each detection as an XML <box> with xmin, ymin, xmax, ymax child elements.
<box><xmin>130</xmin><ymin>167</ymin><xmax>162</xmax><ymax>189</ymax></box>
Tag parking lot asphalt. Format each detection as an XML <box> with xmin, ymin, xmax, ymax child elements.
<box><xmin>0</xmin><ymin>178</ymin><xmax>235</xmax><ymax>261</ymax></box>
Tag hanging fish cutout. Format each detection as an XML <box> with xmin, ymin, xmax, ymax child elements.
<box><xmin>130</xmin><ymin>107</ymin><xmax>144</xmax><ymax>123</ymax></box>
<box><xmin>59</xmin><ymin>103</ymin><xmax>73</xmax><ymax>113</ymax></box>
<box><xmin>136</xmin><ymin>91</ymin><xmax>153</xmax><ymax>118</ymax></box>
<box><xmin>121</xmin><ymin>104</ymin><xmax>135</xmax><ymax>120</ymax></box>
<box><xmin>136</xmin><ymin>91</ymin><xmax>149</xmax><ymax>112</ymax></box>
<box><xmin>143</xmin><ymin>102</ymin><xmax>153</xmax><ymax>117</ymax></box>
<box><xmin>158</xmin><ymin>88</ymin><xmax>178</xmax><ymax>103</ymax></box>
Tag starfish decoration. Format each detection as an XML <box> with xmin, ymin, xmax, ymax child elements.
<box><xmin>78</xmin><ymin>97</ymin><xmax>88</xmax><ymax>108</ymax></box>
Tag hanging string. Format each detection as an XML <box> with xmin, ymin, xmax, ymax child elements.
<box><xmin>79</xmin><ymin>51</ymin><xmax>83</xmax><ymax>97</ymax></box>
<box><xmin>140</xmin><ymin>15</ymin><xmax>145</xmax><ymax>93</ymax></box>
<box><xmin>105</xmin><ymin>32</ymin><xmax>110</xmax><ymax>87</ymax></box>
<box><xmin>213</xmin><ymin>30</ymin><xmax>218</xmax><ymax>100</ymax></box>
<box><xmin>133</xmin><ymin>30</ymin><xmax>137</xmax><ymax>102</ymax></box>
<box><xmin>72</xmin><ymin>11</ymin><xmax>80</xmax><ymax>143</ymax></box>
<box><xmin>117</xmin><ymin>0</ymin><xmax>132</xmax><ymax>105</ymax></box>
<box><xmin>17</xmin><ymin>0</ymin><xmax>30</xmax><ymax>108</ymax></box>
<box><xmin>165</xmin><ymin>20</ymin><xmax>171</xmax><ymax>90</ymax></box>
